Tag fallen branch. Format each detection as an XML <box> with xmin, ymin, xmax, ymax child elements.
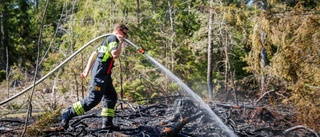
<box><xmin>0</xmin><ymin>119</ymin><xmax>24</xmax><ymax>124</ymax></box>
<box><xmin>283</xmin><ymin>125</ymin><xmax>319</xmax><ymax>137</ymax></box>
<box><xmin>70</xmin><ymin>114</ymin><xmax>99</xmax><ymax>128</ymax></box>
<box><xmin>254</xmin><ymin>90</ymin><xmax>275</xmax><ymax>104</ymax></box>
<box><xmin>161</xmin><ymin>112</ymin><xmax>205</xmax><ymax>137</ymax></box>
<box><xmin>215</xmin><ymin>102</ymin><xmax>258</xmax><ymax>109</ymax></box>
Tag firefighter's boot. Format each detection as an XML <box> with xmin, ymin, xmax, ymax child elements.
<box><xmin>61</xmin><ymin>107</ymin><xmax>76</xmax><ymax>130</ymax></box>
<box><xmin>102</xmin><ymin>116</ymin><xmax>120</xmax><ymax>131</ymax></box>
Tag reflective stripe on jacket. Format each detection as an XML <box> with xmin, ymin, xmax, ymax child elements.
<box><xmin>97</xmin><ymin>42</ymin><xmax>117</xmax><ymax>62</ymax></box>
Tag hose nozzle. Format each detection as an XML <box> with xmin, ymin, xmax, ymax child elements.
<box><xmin>139</xmin><ymin>48</ymin><xmax>145</xmax><ymax>54</ymax></box>
<box><xmin>124</xmin><ymin>38</ymin><xmax>145</xmax><ymax>54</ymax></box>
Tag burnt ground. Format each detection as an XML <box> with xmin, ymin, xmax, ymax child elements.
<box><xmin>0</xmin><ymin>97</ymin><xmax>319</xmax><ymax>137</ymax></box>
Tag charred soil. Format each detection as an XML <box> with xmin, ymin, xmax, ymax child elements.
<box><xmin>0</xmin><ymin>97</ymin><xmax>319</xmax><ymax>137</ymax></box>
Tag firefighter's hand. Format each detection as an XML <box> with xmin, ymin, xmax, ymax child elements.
<box><xmin>116</xmin><ymin>34</ymin><xmax>124</xmax><ymax>43</ymax></box>
<box><xmin>81</xmin><ymin>70</ymin><xmax>89</xmax><ymax>78</ymax></box>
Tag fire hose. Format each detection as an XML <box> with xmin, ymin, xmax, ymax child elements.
<box><xmin>0</xmin><ymin>34</ymin><xmax>144</xmax><ymax>106</ymax></box>
<box><xmin>124</xmin><ymin>38</ymin><xmax>145</xmax><ymax>54</ymax></box>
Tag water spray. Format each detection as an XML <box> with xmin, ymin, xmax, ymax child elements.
<box><xmin>0</xmin><ymin>35</ymin><xmax>236</xmax><ymax>136</ymax></box>
<box><xmin>124</xmin><ymin>39</ymin><xmax>237</xmax><ymax>137</ymax></box>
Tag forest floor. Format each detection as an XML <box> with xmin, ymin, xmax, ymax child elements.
<box><xmin>0</xmin><ymin>95</ymin><xmax>319</xmax><ymax>137</ymax></box>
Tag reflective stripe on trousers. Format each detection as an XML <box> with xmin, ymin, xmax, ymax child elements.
<box><xmin>73</xmin><ymin>101</ymin><xmax>85</xmax><ymax>116</ymax></box>
<box><xmin>101</xmin><ymin>108</ymin><xmax>115</xmax><ymax>117</ymax></box>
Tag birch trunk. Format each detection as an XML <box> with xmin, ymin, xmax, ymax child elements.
<box><xmin>168</xmin><ymin>0</ymin><xmax>174</xmax><ymax>71</ymax></box>
<box><xmin>207</xmin><ymin>0</ymin><xmax>214</xmax><ymax>101</ymax></box>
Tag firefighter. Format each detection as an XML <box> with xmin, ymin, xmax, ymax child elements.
<box><xmin>61</xmin><ymin>23</ymin><xmax>129</xmax><ymax>131</ymax></box>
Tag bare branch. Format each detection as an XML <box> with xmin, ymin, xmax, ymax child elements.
<box><xmin>21</xmin><ymin>0</ymin><xmax>50</xmax><ymax>136</ymax></box>
<box><xmin>283</xmin><ymin>125</ymin><xmax>319</xmax><ymax>137</ymax></box>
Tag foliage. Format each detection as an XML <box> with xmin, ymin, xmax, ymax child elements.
<box><xmin>0</xmin><ymin>70</ymin><xmax>5</xmax><ymax>82</ymax></box>
<box><xmin>269</xmin><ymin>12</ymin><xmax>320</xmax><ymax>131</ymax></box>
<box><xmin>243</xmin><ymin>2</ymin><xmax>320</xmax><ymax>131</ymax></box>
<box><xmin>26</xmin><ymin>108</ymin><xmax>62</xmax><ymax>136</ymax></box>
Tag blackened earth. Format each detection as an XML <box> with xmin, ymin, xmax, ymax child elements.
<box><xmin>0</xmin><ymin>97</ymin><xmax>318</xmax><ymax>137</ymax></box>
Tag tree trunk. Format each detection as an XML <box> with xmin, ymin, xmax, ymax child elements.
<box><xmin>109</xmin><ymin>1</ymin><xmax>114</xmax><ymax>29</ymax></box>
<box><xmin>260</xmin><ymin>45</ymin><xmax>268</xmax><ymax>93</ymax></box>
<box><xmin>81</xmin><ymin>53</ymin><xmax>84</xmax><ymax>99</ymax></box>
<box><xmin>167</xmin><ymin>0</ymin><xmax>175</xmax><ymax>33</ymax></box>
<box><xmin>22</xmin><ymin>0</ymin><xmax>50</xmax><ymax>135</ymax></box>
<box><xmin>35</xmin><ymin>0</ymin><xmax>38</xmax><ymax>8</ymax></box>
<box><xmin>136</xmin><ymin>0</ymin><xmax>140</xmax><ymax>27</ymax></box>
<box><xmin>207</xmin><ymin>0</ymin><xmax>214</xmax><ymax>101</ymax></box>
<box><xmin>230</xmin><ymin>71</ymin><xmax>238</xmax><ymax>105</ymax></box>
<box><xmin>1</xmin><ymin>0</ymin><xmax>9</xmax><ymax>98</ymax></box>
<box><xmin>168</xmin><ymin>0</ymin><xmax>174</xmax><ymax>71</ymax></box>
<box><xmin>224</xmin><ymin>40</ymin><xmax>229</xmax><ymax>102</ymax></box>
<box><xmin>70</xmin><ymin>0</ymin><xmax>76</xmax><ymax>54</ymax></box>
<box><xmin>259</xmin><ymin>0</ymin><xmax>268</xmax><ymax>94</ymax></box>
<box><xmin>6</xmin><ymin>45</ymin><xmax>9</xmax><ymax>98</ymax></box>
<box><xmin>152</xmin><ymin>0</ymin><xmax>156</xmax><ymax>13</ymax></box>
